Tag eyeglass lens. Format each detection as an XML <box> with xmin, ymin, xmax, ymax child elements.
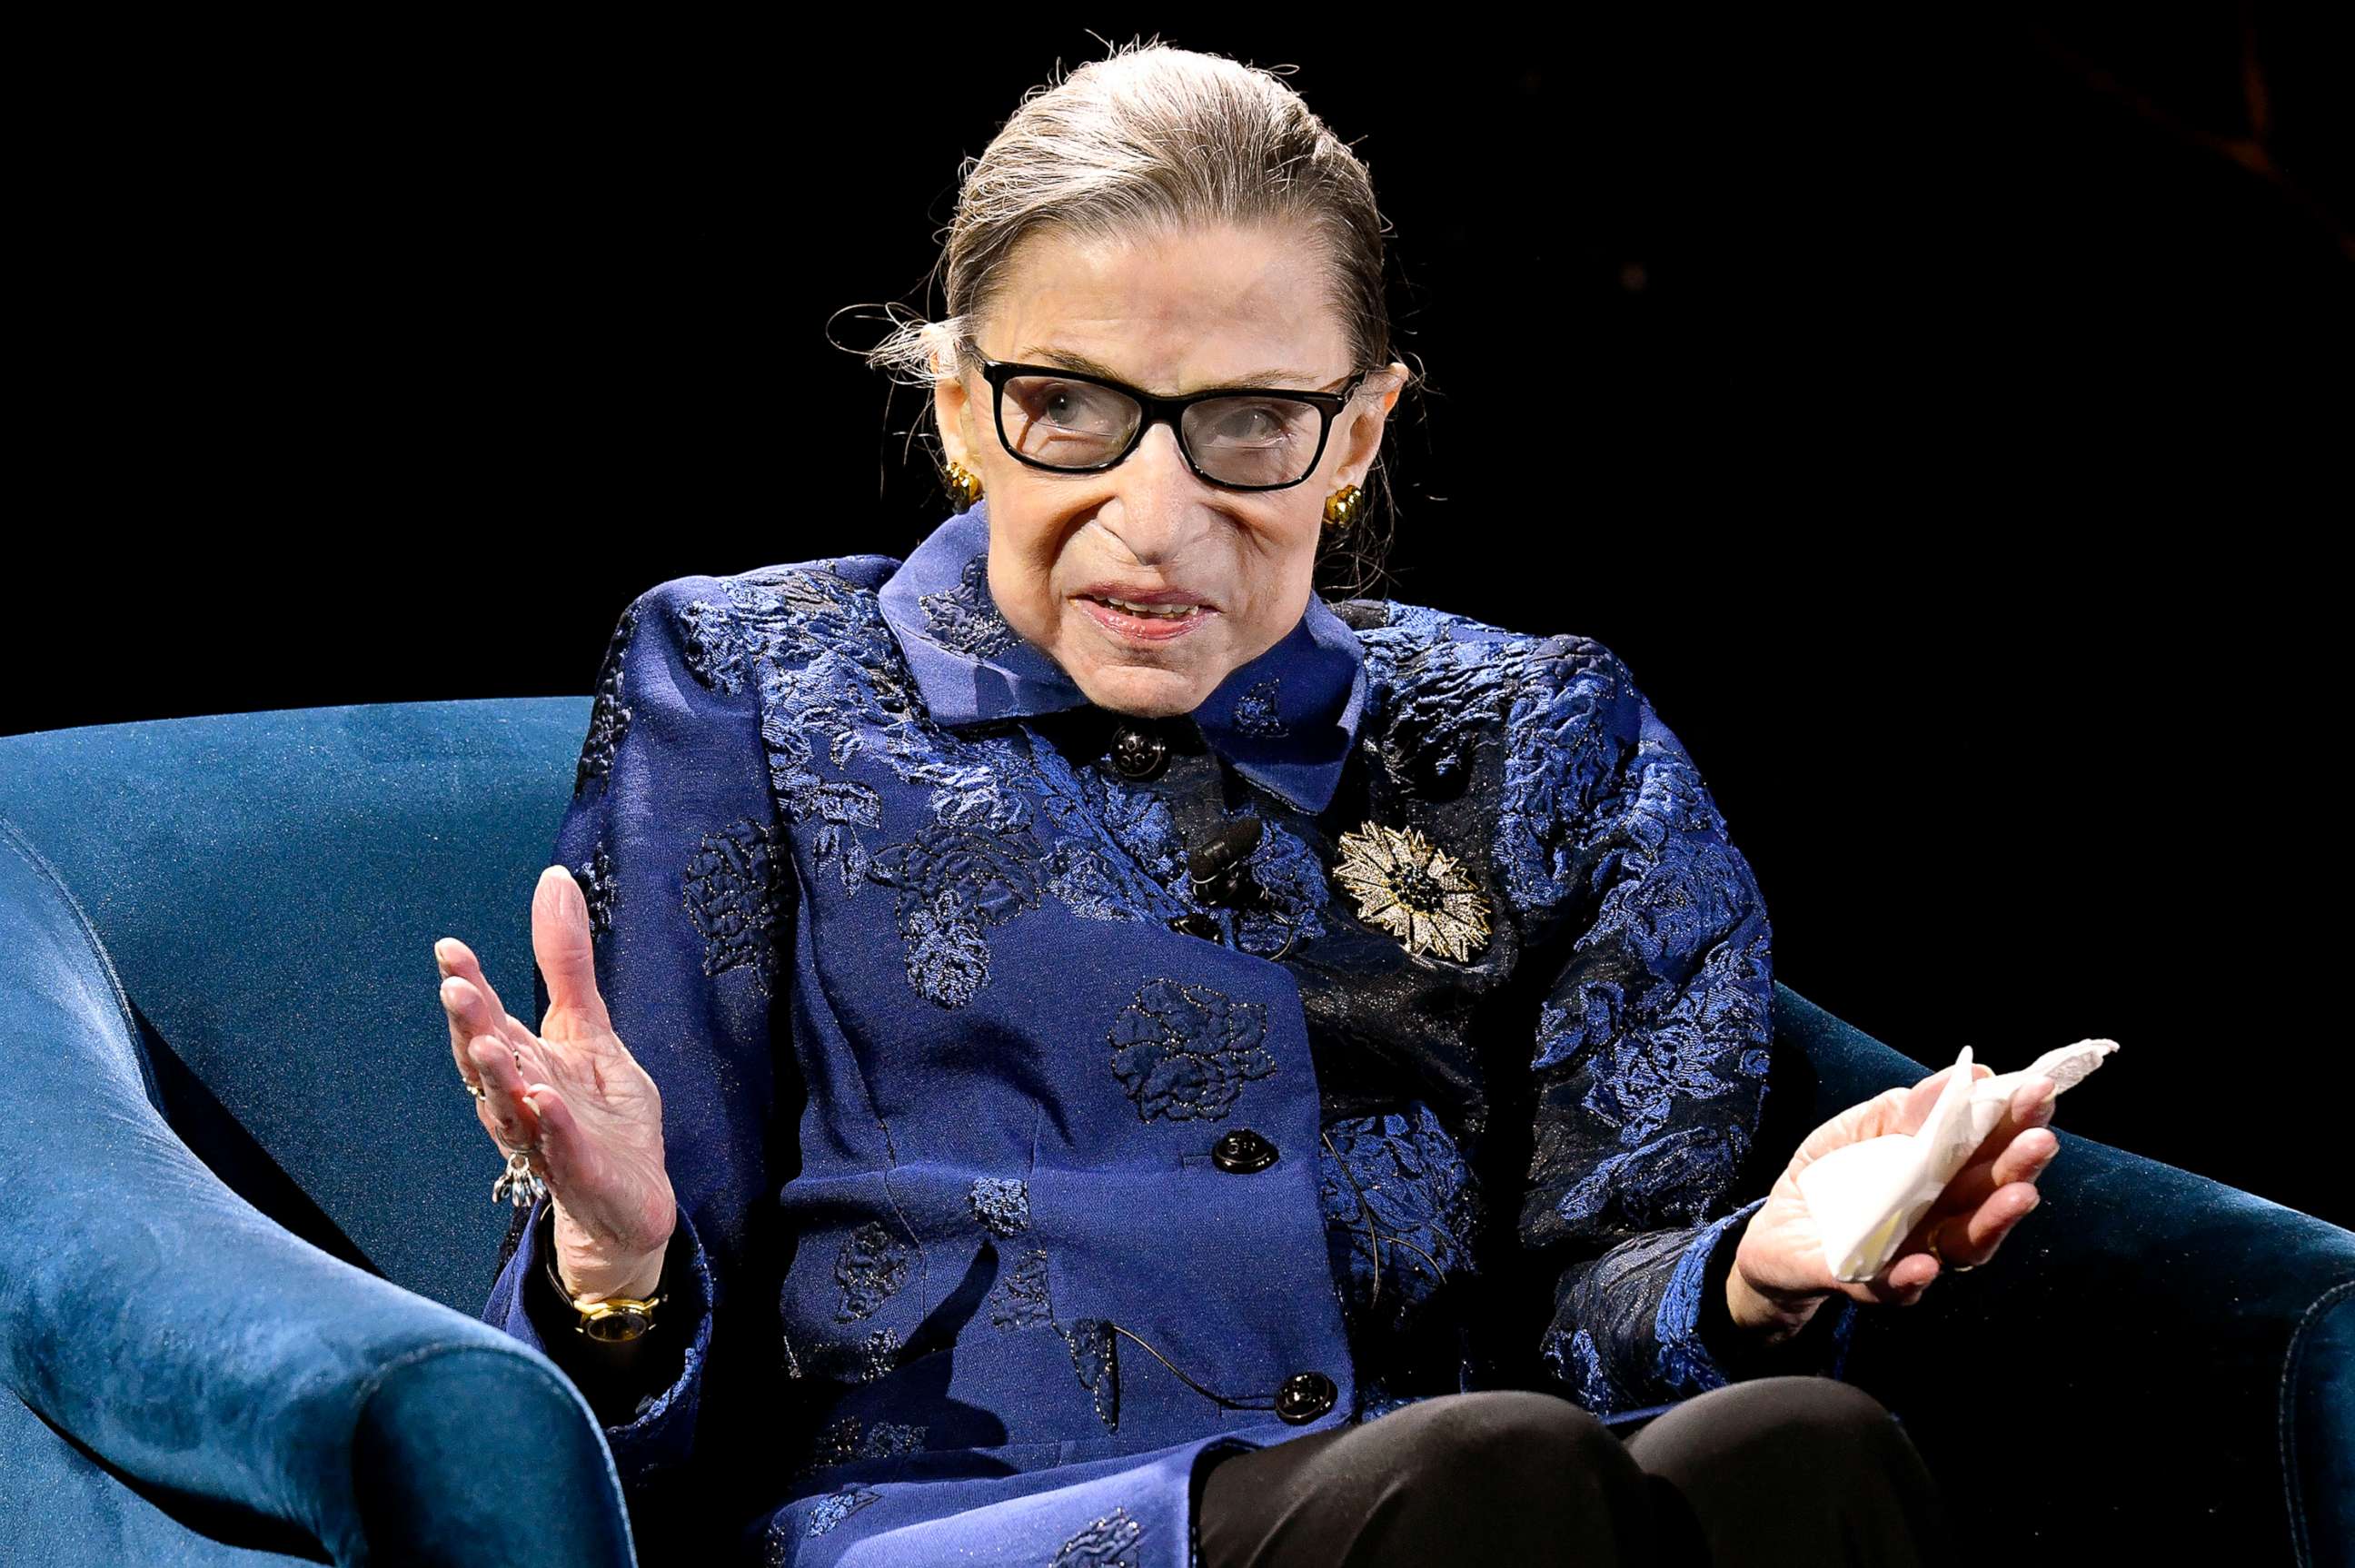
<box><xmin>1001</xmin><ymin>374</ymin><xmax>1327</xmax><ymax>487</ymax></box>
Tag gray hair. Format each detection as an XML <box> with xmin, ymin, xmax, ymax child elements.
<box><xmin>839</xmin><ymin>35</ymin><xmax>1418</xmax><ymax>600</ymax></box>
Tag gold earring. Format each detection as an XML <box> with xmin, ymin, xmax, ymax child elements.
<box><xmin>943</xmin><ymin>460</ymin><xmax>984</xmax><ymax>510</ymax></box>
<box><xmin>1323</xmin><ymin>482</ymin><xmax>1364</xmax><ymax>530</ymax></box>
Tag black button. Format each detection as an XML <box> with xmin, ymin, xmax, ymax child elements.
<box><xmin>1168</xmin><ymin>911</ymin><xmax>1224</xmax><ymax>944</ymax></box>
<box><xmin>1210</xmin><ymin>1128</ymin><xmax>1277</xmax><ymax>1173</ymax></box>
<box><xmin>1275</xmin><ymin>1370</ymin><xmax>1336</xmax><ymax>1424</ymax></box>
<box><xmin>1108</xmin><ymin>722</ymin><xmax>1170</xmax><ymax>781</ymax></box>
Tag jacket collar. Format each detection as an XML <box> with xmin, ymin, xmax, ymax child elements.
<box><xmin>876</xmin><ymin>498</ymin><xmax>1368</xmax><ymax>815</ymax></box>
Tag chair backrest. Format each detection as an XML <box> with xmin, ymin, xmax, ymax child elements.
<box><xmin>0</xmin><ymin>696</ymin><xmax>591</xmax><ymax>1312</ymax></box>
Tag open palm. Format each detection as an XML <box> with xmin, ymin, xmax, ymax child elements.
<box><xmin>436</xmin><ymin>865</ymin><xmax>675</xmax><ymax>1298</ymax></box>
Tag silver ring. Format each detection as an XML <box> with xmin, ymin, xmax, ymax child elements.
<box><xmin>492</xmin><ymin>1146</ymin><xmax>548</xmax><ymax>1209</ymax></box>
<box><xmin>1927</xmin><ymin>1227</ymin><xmax>1977</xmax><ymax>1274</ymax></box>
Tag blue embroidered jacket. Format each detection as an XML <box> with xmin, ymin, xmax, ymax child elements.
<box><xmin>479</xmin><ymin>499</ymin><xmax>1859</xmax><ymax>1567</ymax></box>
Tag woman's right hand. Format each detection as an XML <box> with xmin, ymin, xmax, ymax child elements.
<box><xmin>437</xmin><ymin>865</ymin><xmax>676</xmax><ymax>1303</ymax></box>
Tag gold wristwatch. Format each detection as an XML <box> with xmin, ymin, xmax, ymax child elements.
<box><xmin>538</xmin><ymin>1200</ymin><xmax>667</xmax><ymax>1344</ymax></box>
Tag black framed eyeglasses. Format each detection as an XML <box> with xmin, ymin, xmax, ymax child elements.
<box><xmin>960</xmin><ymin>338</ymin><xmax>1373</xmax><ymax>492</ymax></box>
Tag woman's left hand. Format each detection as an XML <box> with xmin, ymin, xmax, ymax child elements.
<box><xmin>1727</xmin><ymin>1061</ymin><xmax>2063</xmax><ymax>1335</ymax></box>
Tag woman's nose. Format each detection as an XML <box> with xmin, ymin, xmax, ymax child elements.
<box><xmin>1083</xmin><ymin>422</ymin><xmax>1235</xmax><ymax>570</ymax></box>
<box><xmin>1134</xmin><ymin>417</ymin><xmax>1197</xmax><ymax>475</ymax></box>
<box><xmin>1104</xmin><ymin>422</ymin><xmax>1215</xmax><ymax>521</ymax></box>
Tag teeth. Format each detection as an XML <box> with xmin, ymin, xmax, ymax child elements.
<box><xmin>1093</xmin><ymin>595</ymin><xmax>1202</xmax><ymax>620</ymax></box>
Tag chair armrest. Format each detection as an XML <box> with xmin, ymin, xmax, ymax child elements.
<box><xmin>1768</xmin><ymin>982</ymin><xmax>2354</xmax><ymax>1562</ymax></box>
<box><xmin>0</xmin><ymin>817</ymin><xmax>636</xmax><ymax>1566</ymax></box>
<box><xmin>1854</xmin><ymin>1125</ymin><xmax>2353</xmax><ymax>1562</ymax></box>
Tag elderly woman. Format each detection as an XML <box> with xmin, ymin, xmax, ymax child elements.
<box><xmin>442</xmin><ymin>43</ymin><xmax>2060</xmax><ymax>1568</ymax></box>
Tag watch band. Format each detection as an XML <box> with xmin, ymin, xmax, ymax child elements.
<box><xmin>538</xmin><ymin>1199</ymin><xmax>668</xmax><ymax>1344</ymax></box>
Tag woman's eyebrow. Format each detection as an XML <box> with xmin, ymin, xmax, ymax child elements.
<box><xmin>1017</xmin><ymin>345</ymin><xmax>1318</xmax><ymax>392</ymax></box>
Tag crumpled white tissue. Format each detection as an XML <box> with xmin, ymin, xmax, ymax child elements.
<box><xmin>1794</xmin><ymin>1038</ymin><xmax>2119</xmax><ymax>1283</ymax></box>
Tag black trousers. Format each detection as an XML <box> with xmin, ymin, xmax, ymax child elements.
<box><xmin>1196</xmin><ymin>1379</ymin><xmax>1957</xmax><ymax>1568</ymax></box>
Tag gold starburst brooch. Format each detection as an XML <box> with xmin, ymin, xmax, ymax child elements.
<box><xmin>1331</xmin><ymin>819</ymin><xmax>1492</xmax><ymax>963</ymax></box>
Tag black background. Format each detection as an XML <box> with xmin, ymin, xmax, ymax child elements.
<box><xmin>15</xmin><ymin>14</ymin><xmax>2350</xmax><ymax>1226</ymax></box>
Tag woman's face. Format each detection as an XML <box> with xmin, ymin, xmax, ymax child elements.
<box><xmin>934</xmin><ymin>221</ymin><xmax>1406</xmax><ymax>719</ymax></box>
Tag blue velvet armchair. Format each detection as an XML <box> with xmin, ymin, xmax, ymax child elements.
<box><xmin>2</xmin><ymin>696</ymin><xmax>2348</xmax><ymax>1567</ymax></box>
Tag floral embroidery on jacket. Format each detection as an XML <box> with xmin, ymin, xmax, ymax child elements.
<box><xmin>852</xmin><ymin>1326</ymin><xmax>900</xmax><ymax>1383</ymax></box>
<box><xmin>969</xmin><ymin>1176</ymin><xmax>1031</xmax><ymax>1236</ymax></box>
<box><xmin>834</xmin><ymin>1220</ymin><xmax>912</xmax><ymax>1321</ymax></box>
<box><xmin>802</xmin><ymin>1328</ymin><xmax>903</xmax><ymax>1385</ymax></box>
<box><xmin>1542</xmin><ymin>928</ymin><xmax>1774</xmax><ymax>1156</ymax></box>
<box><xmin>872</xmin><ymin>818</ymin><xmax>1048</xmax><ymax>928</ymax></box>
<box><xmin>1525</xmin><ymin>769</ymin><xmax>1760</xmax><ymax>1075</ymax></box>
<box><xmin>1231</xmin><ymin>674</ymin><xmax>1288</xmax><ymax>737</ymax></box>
<box><xmin>898</xmin><ymin>907</ymin><xmax>992</xmax><ymax>1008</ymax></box>
<box><xmin>1043</xmin><ymin>838</ymin><xmax>1147</xmax><ymax>923</ymax></box>
<box><xmin>919</xmin><ymin>745</ymin><xmax>1032</xmax><ymax>837</ymax></box>
<box><xmin>1222</xmin><ymin>805</ymin><xmax>1331</xmax><ymax>958</ymax></box>
<box><xmin>681</xmin><ymin>817</ymin><xmax>788</xmax><ymax>992</ymax></box>
<box><xmin>1017</xmin><ymin>733</ymin><xmax>1192</xmax><ymax>924</ymax></box>
<box><xmin>798</xmin><ymin>1416</ymin><xmax>928</xmax><ymax>1477</ymax></box>
<box><xmin>725</xmin><ymin>562</ymin><xmax>942</xmax><ymax>890</ymax></box>
<box><xmin>1091</xmin><ymin>772</ymin><xmax>1187</xmax><ymax>892</ymax></box>
<box><xmin>919</xmin><ymin>552</ymin><xmax>1025</xmax><ymax>659</ymax></box>
<box><xmin>802</xmin><ymin>1485</ymin><xmax>880</xmax><ymax>1538</ymax></box>
<box><xmin>1059</xmin><ymin>1317</ymin><xmax>1119</xmax><ymax>1434</ymax></box>
<box><xmin>1319</xmin><ymin>1105</ymin><xmax>1481</xmax><ymax>1336</ymax></box>
<box><xmin>571</xmin><ymin>842</ymin><xmax>616</xmax><ymax>936</ymax></box>
<box><xmin>1349</xmin><ymin>601</ymin><xmax>1532</xmax><ymax>800</ymax></box>
<box><xmin>869</xmin><ymin>817</ymin><xmax>1049</xmax><ymax>1007</ymax></box>
<box><xmin>1357</xmin><ymin>603</ymin><xmax>1699</xmax><ymax>928</ymax></box>
<box><xmin>1541</xmin><ymin>1215</ymin><xmax>1789</xmax><ymax>1414</ymax></box>
<box><xmin>1107</xmin><ymin>978</ymin><xmax>1276</xmax><ymax>1123</ymax></box>
<box><xmin>1493</xmin><ymin>640</ymin><xmax>1627</xmax><ymax>918</ymax></box>
<box><xmin>1050</xmin><ymin>1504</ymin><xmax>1143</xmax><ymax>1568</ymax></box>
<box><xmin>988</xmin><ymin>1247</ymin><xmax>1054</xmax><ymax>1330</ymax></box>
<box><xmin>573</xmin><ymin>602</ymin><xmax>637</xmax><ymax>798</ymax></box>
<box><xmin>677</xmin><ymin>594</ymin><xmax>770</xmax><ymax>697</ymax></box>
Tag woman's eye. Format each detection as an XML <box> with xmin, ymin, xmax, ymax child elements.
<box><xmin>1207</xmin><ymin>404</ymin><xmax>1287</xmax><ymax>442</ymax></box>
<box><xmin>1020</xmin><ymin>382</ymin><xmax>1121</xmax><ymax>431</ymax></box>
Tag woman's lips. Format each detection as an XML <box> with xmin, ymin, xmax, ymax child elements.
<box><xmin>1073</xmin><ymin>593</ymin><xmax>1217</xmax><ymax>643</ymax></box>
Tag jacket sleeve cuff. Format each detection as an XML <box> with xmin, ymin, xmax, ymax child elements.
<box><xmin>482</xmin><ymin>1193</ymin><xmax>717</xmax><ymax>1484</ymax></box>
<box><xmin>1538</xmin><ymin>1209</ymin><xmax>1752</xmax><ymax>1417</ymax></box>
<box><xmin>1676</xmin><ymin>1195</ymin><xmax>1861</xmax><ymax>1388</ymax></box>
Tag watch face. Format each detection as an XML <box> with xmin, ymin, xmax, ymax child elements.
<box><xmin>582</xmin><ymin>1308</ymin><xmax>655</xmax><ymax>1344</ymax></box>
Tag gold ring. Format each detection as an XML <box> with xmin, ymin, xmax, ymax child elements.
<box><xmin>1927</xmin><ymin>1227</ymin><xmax>1977</xmax><ymax>1273</ymax></box>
